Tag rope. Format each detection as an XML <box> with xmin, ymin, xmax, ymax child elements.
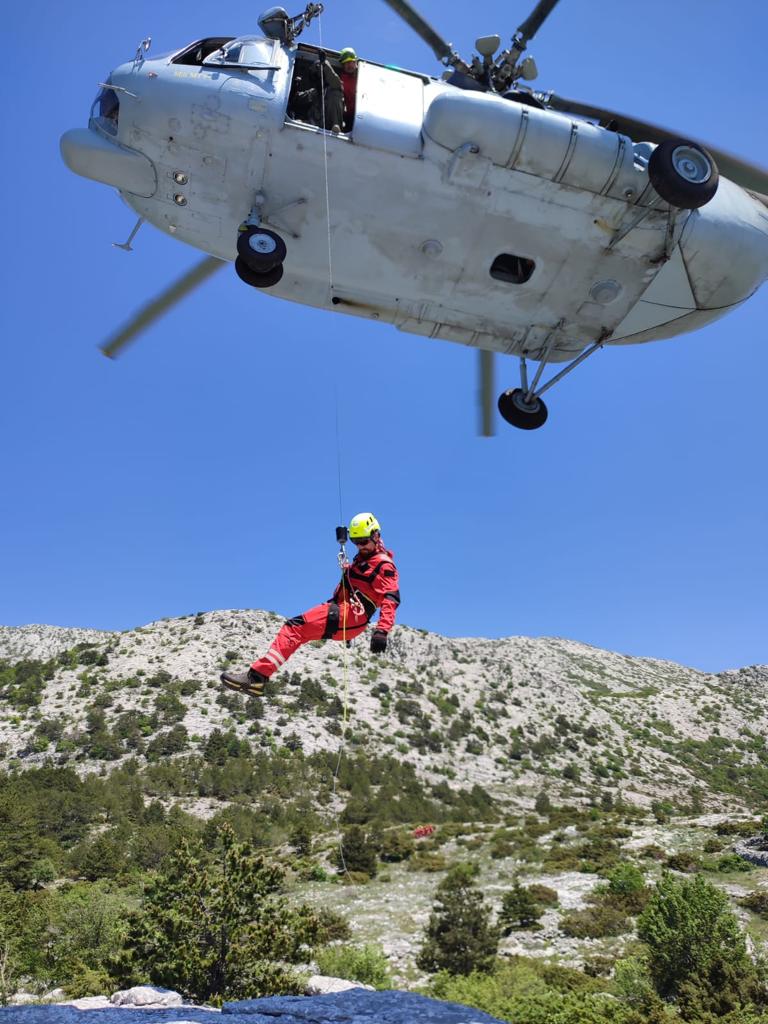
<box><xmin>317</xmin><ymin>17</ymin><xmax>335</xmax><ymax>294</ymax></box>
<box><xmin>317</xmin><ymin>12</ymin><xmax>350</xmax><ymax>877</ymax></box>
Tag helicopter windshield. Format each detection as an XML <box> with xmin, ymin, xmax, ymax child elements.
<box><xmin>204</xmin><ymin>36</ymin><xmax>279</xmax><ymax>69</ymax></box>
<box><xmin>90</xmin><ymin>83</ymin><xmax>119</xmax><ymax>137</ymax></box>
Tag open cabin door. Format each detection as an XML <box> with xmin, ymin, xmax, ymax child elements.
<box><xmin>353</xmin><ymin>63</ymin><xmax>425</xmax><ymax>157</ymax></box>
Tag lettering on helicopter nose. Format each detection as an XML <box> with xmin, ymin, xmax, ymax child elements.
<box><xmin>191</xmin><ymin>97</ymin><xmax>231</xmax><ymax>141</ymax></box>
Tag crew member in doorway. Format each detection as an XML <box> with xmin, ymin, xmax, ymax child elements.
<box><xmin>339</xmin><ymin>48</ymin><xmax>359</xmax><ymax>131</ymax></box>
<box><xmin>221</xmin><ymin>513</ymin><xmax>400</xmax><ymax>697</ymax></box>
<box><xmin>317</xmin><ymin>50</ymin><xmax>345</xmax><ymax>133</ymax></box>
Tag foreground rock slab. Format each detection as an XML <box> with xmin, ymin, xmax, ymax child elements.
<box><xmin>0</xmin><ymin>990</ymin><xmax>506</xmax><ymax>1022</ymax></box>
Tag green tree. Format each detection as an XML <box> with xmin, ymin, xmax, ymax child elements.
<box><xmin>337</xmin><ymin>826</ymin><xmax>378</xmax><ymax>878</ymax></box>
<box><xmin>499</xmin><ymin>880</ymin><xmax>544</xmax><ymax>932</ymax></box>
<box><xmin>637</xmin><ymin>872</ymin><xmax>767</xmax><ymax>1017</ymax></box>
<box><xmin>534</xmin><ymin>791</ymin><xmax>552</xmax><ymax>814</ymax></box>
<box><xmin>417</xmin><ymin>864</ymin><xmax>499</xmax><ymax>976</ymax></box>
<box><xmin>121</xmin><ymin>824</ymin><xmax>337</xmax><ymax>1004</ymax></box>
<box><xmin>73</xmin><ymin>831</ymin><xmax>125</xmax><ymax>882</ymax></box>
<box><xmin>289</xmin><ymin>823</ymin><xmax>313</xmax><ymax>858</ymax></box>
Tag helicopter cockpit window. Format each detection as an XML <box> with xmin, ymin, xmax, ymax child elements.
<box><xmin>90</xmin><ymin>84</ymin><xmax>119</xmax><ymax>137</ymax></box>
<box><xmin>203</xmin><ymin>36</ymin><xmax>280</xmax><ymax>69</ymax></box>
<box><xmin>490</xmin><ymin>254</ymin><xmax>536</xmax><ymax>284</ymax></box>
<box><xmin>171</xmin><ymin>37</ymin><xmax>235</xmax><ymax>66</ymax></box>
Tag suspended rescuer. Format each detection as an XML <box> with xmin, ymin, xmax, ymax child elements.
<box><xmin>221</xmin><ymin>513</ymin><xmax>400</xmax><ymax>697</ymax></box>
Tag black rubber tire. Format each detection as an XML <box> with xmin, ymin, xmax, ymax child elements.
<box><xmin>648</xmin><ymin>139</ymin><xmax>719</xmax><ymax>210</ymax></box>
<box><xmin>236</xmin><ymin>226</ymin><xmax>287</xmax><ymax>271</ymax></box>
<box><xmin>498</xmin><ymin>388</ymin><xmax>549</xmax><ymax>430</ymax></box>
<box><xmin>235</xmin><ymin>257</ymin><xmax>284</xmax><ymax>289</ymax></box>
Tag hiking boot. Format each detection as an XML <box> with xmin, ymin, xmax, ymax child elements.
<box><xmin>220</xmin><ymin>668</ymin><xmax>267</xmax><ymax>698</ymax></box>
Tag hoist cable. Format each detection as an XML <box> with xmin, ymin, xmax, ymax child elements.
<box><xmin>317</xmin><ymin>13</ymin><xmax>350</xmax><ymax>878</ymax></box>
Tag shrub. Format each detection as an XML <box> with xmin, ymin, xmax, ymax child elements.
<box><xmin>0</xmin><ymin>659</ymin><xmax>56</xmax><ymax>708</ymax></box>
<box><xmin>430</xmin><ymin>958</ymin><xmax>622</xmax><ymax>1023</ymax></box>
<box><xmin>559</xmin><ymin>904</ymin><xmax>630</xmax><ymax>939</ymax></box>
<box><xmin>637</xmin><ymin>872</ymin><xmax>766</xmax><ymax>1017</ymax></box>
<box><xmin>526</xmin><ymin>884</ymin><xmax>558</xmax><ymax>907</ymax></box>
<box><xmin>664</xmin><ymin>850</ymin><xmax>701</xmax><ymax>873</ymax></box>
<box><xmin>740</xmin><ymin>889</ymin><xmax>768</xmax><ymax>916</ymax></box>
<box><xmin>378</xmin><ymin>830</ymin><xmax>414</xmax><ymax>862</ymax></box>
<box><xmin>407</xmin><ymin>852</ymin><xmax>447</xmax><ymax>873</ymax></box>
<box><xmin>714</xmin><ymin>852</ymin><xmax>753</xmax><ymax>873</ymax></box>
<box><xmin>314</xmin><ymin>943</ymin><xmax>392</xmax><ymax>989</ymax></box>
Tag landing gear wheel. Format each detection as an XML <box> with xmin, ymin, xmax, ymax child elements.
<box><xmin>235</xmin><ymin>256</ymin><xmax>284</xmax><ymax>289</ymax></box>
<box><xmin>648</xmin><ymin>139</ymin><xmax>719</xmax><ymax>209</ymax></box>
<box><xmin>498</xmin><ymin>388</ymin><xmax>548</xmax><ymax>430</ymax></box>
<box><xmin>236</xmin><ymin>226</ymin><xmax>287</xmax><ymax>271</ymax></box>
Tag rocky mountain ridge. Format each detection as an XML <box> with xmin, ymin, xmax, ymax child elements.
<box><xmin>1</xmin><ymin>611</ymin><xmax>766</xmax><ymax>814</ymax></box>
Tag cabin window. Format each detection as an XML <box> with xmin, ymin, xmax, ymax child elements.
<box><xmin>490</xmin><ymin>254</ymin><xmax>536</xmax><ymax>284</ymax></box>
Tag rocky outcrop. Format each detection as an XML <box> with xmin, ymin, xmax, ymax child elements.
<box><xmin>734</xmin><ymin>836</ymin><xmax>768</xmax><ymax>868</ymax></box>
<box><xmin>1</xmin><ymin>990</ymin><xmax>506</xmax><ymax>1022</ymax></box>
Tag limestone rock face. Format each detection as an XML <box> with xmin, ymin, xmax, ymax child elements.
<box><xmin>304</xmin><ymin>974</ymin><xmax>373</xmax><ymax>994</ymax></box>
<box><xmin>110</xmin><ymin>985</ymin><xmax>184</xmax><ymax>1007</ymax></box>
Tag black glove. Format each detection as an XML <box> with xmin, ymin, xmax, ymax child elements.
<box><xmin>317</xmin><ymin>49</ymin><xmax>326</xmax><ymax>64</ymax></box>
<box><xmin>370</xmin><ymin>629</ymin><xmax>388</xmax><ymax>654</ymax></box>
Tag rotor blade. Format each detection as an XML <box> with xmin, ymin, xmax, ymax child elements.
<box><xmin>516</xmin><ymin>0</ymin><xmax>560</xmax><ymax>46</ymax></box>
<box><xmin>101</xmin><ymin>255</ymin><xmax>225</xmax><ymax>359</ymax></box>
<box><xmin>546</xmin><ymin>94</ymin><xmax>768</xmax><ymax>196</ymax></box>
<box><xmin>380</xmin><ymin>0</ymin><xmax>455</xmax><ymax>63</ymax></box>
<box><xmin>478</xmin><ymin>349</ymin><xmax>495</xmax><ymax>437</ymax></box>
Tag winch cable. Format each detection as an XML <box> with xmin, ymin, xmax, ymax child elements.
<box><xmin>317</xmin><ymin>12</ymin><xmax>350</xmax><ymax>876</ymax></box>
<box><xmin>317</xmin><ymin>16</ymin><xmax>336</xmax><ymax>296</ymax></box>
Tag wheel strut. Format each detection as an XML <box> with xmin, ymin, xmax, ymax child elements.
<box><xmin>498</xmin><ymin>337</ymin><xmax>606</xmax><ymax>430</ymax></box>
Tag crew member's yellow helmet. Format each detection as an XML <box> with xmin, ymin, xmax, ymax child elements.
<box><xmin>339</xmin><ymin>47</ymin><xmax>358</xmax><ymax>63</ymax></box>
<box><xmin>349</xmin><ymin>512</ymin><xmax>380</xmax><ymax>539</ymax></box>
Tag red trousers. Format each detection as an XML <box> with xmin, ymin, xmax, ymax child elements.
<box><xmin>251</xmin><ymin>600</ymin><xmax>368</xmax><ymax>678</ymax></box>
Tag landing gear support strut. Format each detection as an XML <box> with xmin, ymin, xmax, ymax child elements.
<box><xmin>235</xmin><ymin>195</ymin><xmax>288</xmax><ymax>289</ymax></box>
<box><xmin>498</xmin><ymin>339</ymin><xmax>605</xmax><ymax>430</ymax></box>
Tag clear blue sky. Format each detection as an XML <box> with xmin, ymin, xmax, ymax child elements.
<box><xmin>1</xmin><ymin>0</ymin><xmax>766</xmax><ymax>672</ymax></box>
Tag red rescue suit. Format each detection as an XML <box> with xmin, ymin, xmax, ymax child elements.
<box><xmin>251</xmin><ymin>542</ymin><xmax>400</xmax><ymax>678</ymax></box>
<box><xmin>341</xmin><ymin>67</ymin><xmax>357</xmax><ymax>131</ymax></box>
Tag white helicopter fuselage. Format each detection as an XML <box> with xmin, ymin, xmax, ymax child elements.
<box><xmin>61</xmin><ymin>34</ymin><xmax>768</xmax><ymax>363</ymax></box>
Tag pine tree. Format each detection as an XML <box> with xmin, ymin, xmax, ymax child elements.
<box><xmin>534</xmin><ymin>790</ymin><xmax>552</xmax><ymax>814</ymax></box>
<box><xmin>417</xmin><ymin>864</ymin><xmax>499</xmax><ymax>975</ymax></box>
<box><xmin>337</xmin><ymin>826</ymin><xmax>378</xmax><ymax>877</ymax></box>
<box><xmin>499</xmin><ymin>879</ymin><xmax>544</xmax><ymax>932</ymax></box>
<box><xmin>121</xmin><ymin>824</ymin><xmax>337</xmax><ymax>1003</ymax></box>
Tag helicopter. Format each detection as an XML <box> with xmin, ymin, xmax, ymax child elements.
<box><xmin>60</xmin><ymin>1</ymin><xmax>768</xmax><ymax>433</ymax></box>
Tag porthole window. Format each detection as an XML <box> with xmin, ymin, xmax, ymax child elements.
<box><xmin>490</xmin><ymin>253</ymin><xmax>535</xmax><ymax>284</ymax></box>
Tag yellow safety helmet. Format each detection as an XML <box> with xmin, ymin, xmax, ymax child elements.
<box><xmin>339</xmin><ymin>47</ymin><xmax>358</xmax><ymax>63</ymax></box>
<box><xmin>349</xmin><ymin>512</ymin><xmax>380</xmax><ymax>539</ymax></box>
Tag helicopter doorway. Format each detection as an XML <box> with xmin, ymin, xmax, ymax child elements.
<box><xmin>286</xmin><ymin>48</ymin><xmax>351</xmax><ymax>135</ymax></box>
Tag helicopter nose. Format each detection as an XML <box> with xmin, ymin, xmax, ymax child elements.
<box><xmin>60</xmin><ymin>128</ymin><xmax>157</xmax><ymax>198</ymax></box>
<box><xmin>679</xmin><ymin>178</ymin><xmax>768</xmax><ymax>309</ymax></box>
